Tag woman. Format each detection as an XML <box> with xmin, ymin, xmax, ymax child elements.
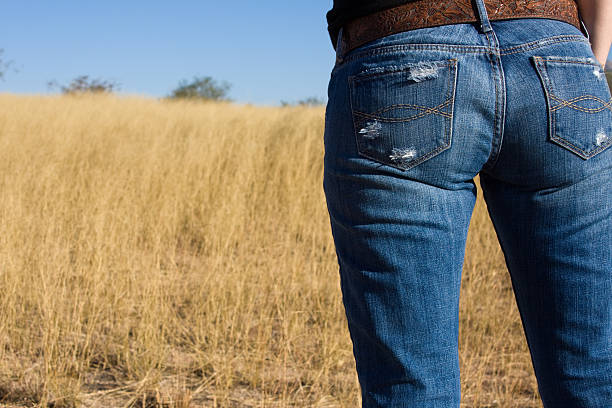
<box><xmin>323</xmin><ymin>0</ymin><xmax>611</xmax><ymax>406</ymax></box>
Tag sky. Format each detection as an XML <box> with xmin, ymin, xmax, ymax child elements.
<box><xmin>0</xmin><ymin>1</ymin><xmax>335</xmax><ymax>105</ymax></box>
<box><xmin>0</xmin><ymin>1</ymin><xmax>609</xmax><ymax>106</ymax></box>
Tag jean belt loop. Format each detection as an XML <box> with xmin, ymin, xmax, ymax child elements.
<box><xmin>335</xmin><ymin>27</ymin><xmax>345</xmax><ymax>64</ymax></box>
<box><xmin>579</xmin><ymin>17</ymin><xmax>590</xmax><ymax>40</ymax></box>
<box><xmin>473</xmin><ymin>0</ymin><xmax>493</xmax><ymax>33</ymax></box>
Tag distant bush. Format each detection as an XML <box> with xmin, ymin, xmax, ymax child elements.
<box><xmin>48</xmin><ymin>75</ymin><xmax>120</xmax><ymax>94</ymax></box>
<box><xmin>168</xmin><ymin>76</ymin><xmax>231</xmax><ymax>101</ymax></box>
<box><xmin>0</xmin><ymin>49</ymin><xmax>14</xmax><ymax>81</ymax></box>
<box><xmin>280</xmin><ymin>96</ymin><xmax>325</xmax><ymax>107</ymax></box>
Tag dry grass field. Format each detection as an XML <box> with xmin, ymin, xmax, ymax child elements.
<box><xmin>0</xmin><ymin>94</ymin><xmax>541</xmax><ymax>407</ymax></box>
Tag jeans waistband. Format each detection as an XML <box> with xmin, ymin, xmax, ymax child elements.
<box><xmin>335</xmin><ymin>0</ymin><xmax>584</xmax><ymax>57</ymax></box>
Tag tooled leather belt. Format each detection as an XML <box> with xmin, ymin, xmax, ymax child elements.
<box><xmin>337</xmin><ymin>0</ymin><xmax>584</xmax><ymax>56</ymax></box>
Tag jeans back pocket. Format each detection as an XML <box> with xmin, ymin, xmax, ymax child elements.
<box><xmin>349</xmin><ymin>59</ymin><xmax>458</xmax><ymax>170</ymax></box>
<box><xmin>533</xmin><ymin>56</ymin><xmax>612</xmax><ymax>159</ymax></box>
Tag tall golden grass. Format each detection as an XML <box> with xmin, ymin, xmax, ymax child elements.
<box><xmin>0</xmin><ymin>94</ymin><xmax>540</xmax><ymax>407</ymax></box>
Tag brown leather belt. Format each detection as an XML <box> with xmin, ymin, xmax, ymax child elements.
<box><xmin>337</xmin><ymin>0</ymin><xmax>583</xmax><ymax>56</ymax></box>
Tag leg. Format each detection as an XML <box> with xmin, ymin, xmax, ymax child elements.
<box><xmin>322</xmin><ymin>27</ymin><xmax>496</xmax><ymax>405</ymax></box>
<box><xmin>480</xmin><ymin>167</ymin><xmax>612</xmax><ymax>407</ymax></box>
<box><xmin>480</xmin><ymin>26</ymin><xmax>612</xmax><ymax>405</ymax></box>
<box><xmin>325</xmin><ymin>164</ymin><xmax>475</xmax><ymax>406</ymax></box>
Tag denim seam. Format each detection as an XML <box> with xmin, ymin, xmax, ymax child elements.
<box><xmin>342</xmin><ymin>45</ymin><xmax>492</xmax><ymax>66</ymax></box>
<box><xmin>531</xmin><ymin>56</ymin><xmax>599</xmax><ymax>64</ymax></box>
<box><xmin>550</xmin><ymin>94</ymin><xmax>612</xmax><ymax>158</ymax></box>
<box><xmin>354</xmin><ymin>140</ymin><xmax>452</xmax><ymax>170</ymax></box>
<box><xmin>544</xmin><ymin>61</ymin><xmax>597</xmax><ymax>65</ymax></box>
<box><xmin>551</xmin><ymin>134</ymin><xmax>612</xmax><ymax>158</ymax></box>
<box><xmin>339</xmin><ymin>35</ymin><xmax>588</xmax><ymax>65</ymax></box>
<box><xmin>483</xmin><ymin>30</ymin><xmax>506</xmax><ymax>171</ymax></box>
<box><xmin>495</xmin><ymin>50</ymin><xmax>507</xmax><ymax>169</ymax></box>
<box><xmin>498</xmin><ymin>35</ymin><xmax>589</xmax><ymax>55</ymax></box>
<box><xmin>534</xmin><ymin>57</ymin><xmax>566</xmax><ymax>156</ymax></box>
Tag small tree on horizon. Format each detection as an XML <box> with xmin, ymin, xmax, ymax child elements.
<box><xmin>281</xmin><ymin>96</ymin><xmax>325</xmax><ymax>107</ymax></box>
<box><xmin>168</xmin><ymin>76</ymin><xmax>231</xmax><ymax>101</ymax></box>
<box><xmin>0</xmin><ymin>49</ymin><xmax>14</xmax><ymax>81</ymax></box>
<box><xmin>48</xmin><ymin>75</ymin><xmax>120</xmax><ymax>94</ymax></box>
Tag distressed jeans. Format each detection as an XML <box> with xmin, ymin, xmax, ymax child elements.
<box><xmin>322</xmin><ymin>2</ymin><xmax>612</xmax><ymax>407</ymax></box>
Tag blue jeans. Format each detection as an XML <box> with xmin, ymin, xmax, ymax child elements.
<box><xmin>323</xmin><ymin>2</ymin><xmax>612</xmax><ymax>406</ymax></box>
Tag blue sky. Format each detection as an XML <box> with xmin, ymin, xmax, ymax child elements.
<box><xmin>0</xmin><ymin>1</ymin><xmax>335</xmax><ymax>105</ymax></box>
<box><xmin>0</xmin><ymin>1</ymin><xmax>609</xmax><ymax>105</ymax></box>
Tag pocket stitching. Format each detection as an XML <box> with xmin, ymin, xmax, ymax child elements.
<box><xmin>549</xmin><ymin>94</ymin><xmax>612</xmax><ymax>114</ymax></box>
<box><xmin>353</xmin><ymin>99</ymin><xmax>454</xmax><ymax>123</ymax></box>
<box><xmin>533</xmin><ymin>56</ymin><xmax>612</xmax><ymax>159</ymax></box>
<box><xmin>349</xmin><ymin>59</ymin><xmax>457</xmax><ymax>170</ymax></box>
